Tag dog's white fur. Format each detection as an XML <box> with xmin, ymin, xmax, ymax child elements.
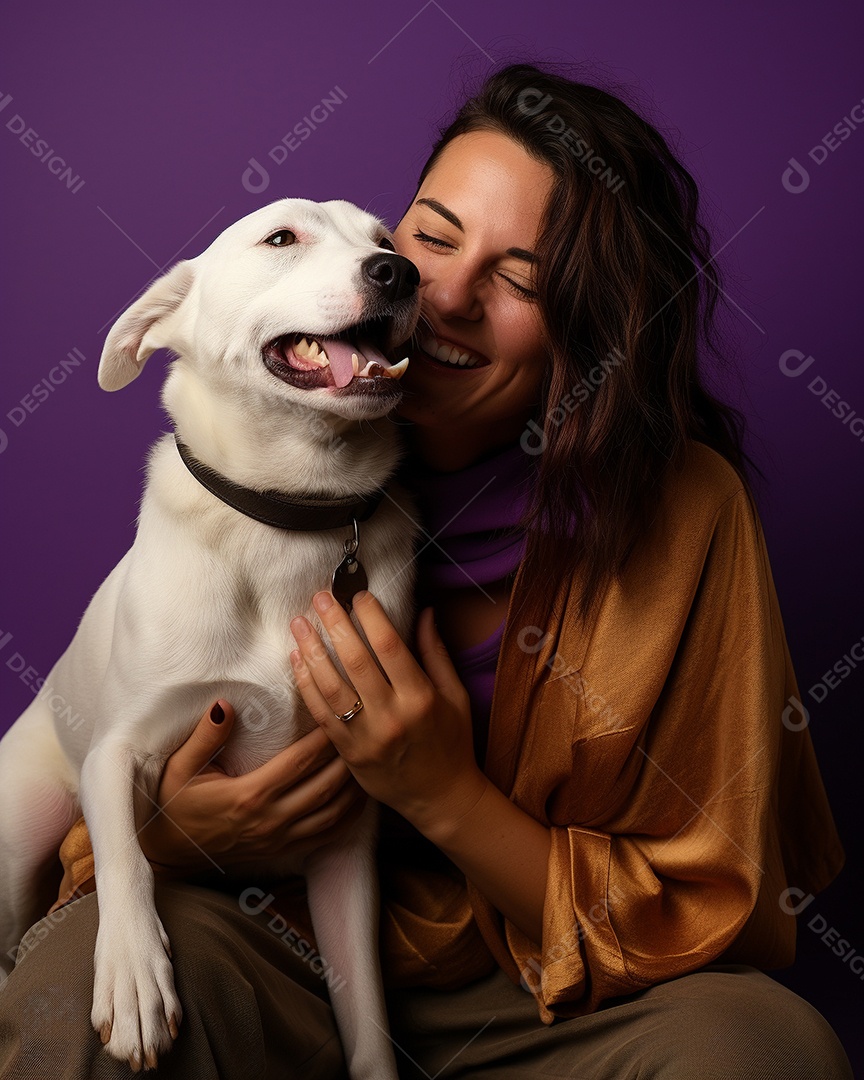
<box><xmin>0</xmin><ymin>198</ymin><xmax>421</xmax><ymax>1078</ymax></box>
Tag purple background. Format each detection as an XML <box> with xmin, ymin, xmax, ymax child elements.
<box><xmin>2</xmin><ymin>0</ymin><xmax>862</xmax><ymax>1065</ymax></box>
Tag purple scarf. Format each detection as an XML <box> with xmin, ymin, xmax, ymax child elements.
<box><xmin>398</xmin><ymin>439</ymin><xmax>537</xmax><ymax>595</ymax></box>
<box><xmin>394</xmin><ymin>437</ymin><xmax>538</xmax><ymax>770</ymax></box>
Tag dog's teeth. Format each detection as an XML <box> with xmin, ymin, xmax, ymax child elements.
<box><xmin>385</xmin><ymin>357</ymin><xmax>409</xmax><ymax>380</ymax></box>
<box><xmin>355</xmin><ymin>356</ymin><xmax>409</xmax><ymax>380</ymax></box>
<box><xmin>293</xmin><ymin>337</ymin><xmax>329</xmax><ymax>367</ymax></box>
<box><xmin>351</xmin><ymin>353</ymin><xmax>360</xmax><ymax>376</ymax></box>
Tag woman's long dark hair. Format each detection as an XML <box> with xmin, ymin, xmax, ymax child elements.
<box><xmin>413</xmin><ymin>61</ymin><xmax>761</xmax><ymax>628</ymax></box>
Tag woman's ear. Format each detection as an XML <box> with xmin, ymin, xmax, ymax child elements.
<box><xmin>98</xmin><ymin>260</ymin><xmax>195</xmax><ymax>391</ymax></box>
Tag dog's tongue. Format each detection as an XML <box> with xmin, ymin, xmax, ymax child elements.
<box><xmin>321</xmin><ymin>339</ymin><xmax>357</xmax><ymax>388</ymax></box>
<box><xmin>320</xmin><ymin>337</ymin><xmax>387</xmax><ymax>388</ymax></box>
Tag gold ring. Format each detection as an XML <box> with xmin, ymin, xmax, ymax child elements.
<box><xmin>335</xmin><ymin>698</ymin><xmax>364</xmax><ymax>722</ymax></box>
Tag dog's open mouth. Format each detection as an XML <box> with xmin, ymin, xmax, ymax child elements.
<box><xmin>263</xmin><ymin>316</ymin><xmax>408</xmax><ymax>395</ymax></box>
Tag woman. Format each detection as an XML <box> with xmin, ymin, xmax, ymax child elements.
<box><xmin>0</xmin><ymin>62</ymin><xmax>852</xmax><ymax>1078</ymax></box>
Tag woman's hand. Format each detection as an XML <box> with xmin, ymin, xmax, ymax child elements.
<box><xmin>289</xmin><ymin>589</ymin><xmax>490</xmax><ymax>843</ymax></box>
<box><xmin>138</xmin><ymin>701</ymin><xmax>368</xmax><ymax>878</ymax></box>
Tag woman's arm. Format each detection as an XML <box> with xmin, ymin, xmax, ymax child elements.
<box><xmin>415</xmin><ymin>774</ymin><xmax>551</xmax><ymax>946</ymax></box>
<box><xmin>289</xmin><ymin>590</ymin><xmax>551</xmax><ymax>945</ymax></box>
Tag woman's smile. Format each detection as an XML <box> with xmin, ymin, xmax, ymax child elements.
<box><xmin>391</xmin><ymin>129</ymin><xmax>555</xmax><ymax>468</ymax></box>
<box><xmin>414</xmin><ymin>330</ymin><xmax>489</xmax><ymax>369</ymax></box>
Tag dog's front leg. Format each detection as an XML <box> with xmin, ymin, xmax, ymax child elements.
<box><xmin>304</xmin><ymin>801</ymin><xmax>399</xmax><ymax>1080</ymax></box>
<box><xmin>79</xmin><ymin>742</ymin><xmax>182</xmax><ymax>1071</ymax></box>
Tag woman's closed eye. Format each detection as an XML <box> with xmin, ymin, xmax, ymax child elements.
<box><xmin>412</xmin><ymin>229</ymin><xmax>453</xmax><ymax>249</ymax></box>
<box><xmin>498</xmin><ymin>275</ymin><xmax>537</xmax><ymax>300</ymax></box>
<box><xmin>412</xmin><ymin>230</ymin><xmax>538</xmax><ymax>300</ymax></box>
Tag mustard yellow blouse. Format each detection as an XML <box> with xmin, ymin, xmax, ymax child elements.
<box><xmin>376</xmin><ymin>439</ymin><xmax>845</xmax><ymax>1017</ymax></box>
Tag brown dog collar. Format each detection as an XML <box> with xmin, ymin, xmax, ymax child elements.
<box><xmin>174</xmin><ymin>434</ymin><xmax>386</xmax><ymax>532</ymax></box>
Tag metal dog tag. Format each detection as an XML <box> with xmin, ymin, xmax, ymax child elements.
<box><xmin>332</xmin><ymin>518</ymin><xmax>368</xmax><ymax>612</ymax></box>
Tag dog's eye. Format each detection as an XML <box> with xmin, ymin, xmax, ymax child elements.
<box><xmin>378</xmin><ymin>237</ymin><xmax>396</xmax><ymax>252</ymax></box>
<box><xmin>265</xmin><ymin>230</ymin><xmax>296</xmax><ymax>247</ymax></box>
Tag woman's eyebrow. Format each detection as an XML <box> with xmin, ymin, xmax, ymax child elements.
<box><xmin>416</xmin><ymin>197</ymin><xmax>463</xmax><ymax>230</ymax></box>
<box><xmin>414</xmin><ymin>197</ymin><xmax>537</xmax><ymax>263</ymax></box>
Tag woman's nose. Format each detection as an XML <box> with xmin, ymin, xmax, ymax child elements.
<box><xmin>421</xmin><ymin>264</ymin><xmax>482</xmax><ymax>322</ymax></box>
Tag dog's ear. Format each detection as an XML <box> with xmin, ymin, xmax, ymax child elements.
<box><xmin>98</xmin><ymin>260</ymin><xmax>195</xmax><ymax>391</ymax></box>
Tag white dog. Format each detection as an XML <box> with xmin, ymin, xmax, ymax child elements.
<box><xmin>0</xmin><ymin>198</ymin><xmax>421</xmax><ymax>1078</ymax></box>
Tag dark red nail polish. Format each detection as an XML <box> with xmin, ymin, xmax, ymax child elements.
<box><xmin>210</xmin><ymin>702</ymin><xmax>225</xmax><ymax>724</ymax></box>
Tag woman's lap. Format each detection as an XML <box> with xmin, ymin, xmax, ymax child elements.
<box><xmin>387</xmin><ymin>963</ymin><xmax>854</xmax><ymax>1079</ymax></box>
<box><xmin>0</xmin><ymin>882</ymin><xmax>852</xmax><ymax>1079</ymax></box>
<box><xmin>0</xmin><ymin>881</ymin><xmax>347</xmax><ymax>1080</ymax></box>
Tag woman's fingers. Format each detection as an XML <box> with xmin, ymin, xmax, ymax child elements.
<box><xmin>288</xmin><ymin>589</ymin><xmax>430</xmax><ymax>755</ymax></box>
<box><xmin>289</xmin><ymin>641</ymin><xmax>358</xmax><ymax>748</ymax></box>
<box><xmin>223</xmin><ymin>784</ymin><xmax>368</xmax><ymax>871</ymax></box>
<box><xmin>328</xmin><ymin>589</ymin><xmax>428</xmax><ymax>695</ymax></box>
<box><xmin>272</xmin><ymin>753</ymin><xmax>355</xmax><ymax>822</ymax></box>
<box><xmin>231</xmin><ymin>748</ymin><xmax>354</xmax><ymax>835</ymax></box>
<box><xmin>161</xmin><ymin>699</ymin><xmax>235</xmax><ymax>790</ymax></box>
<box><xmin>278</xmin><ymin>771</ymin><xmax>368</xmax><ymax>845</ymax></box>
<box><xmin>289</xmin><ymin>611</ymin><xmax>375</xmax><ymax>719</ymax></box>
<box><xmin>292</xmin><ymin>590</ymin><xmax>423</xmax><ymax>703</ymax></box>
<box><xmin>229</xmin><ymin>756</ymin><xmax>365</xmax><ymax>855</ymax></box>
<box><xmin>239</xmin><ymin>724</ymin><xmax>338</xmax><ymax>799</ymax></box>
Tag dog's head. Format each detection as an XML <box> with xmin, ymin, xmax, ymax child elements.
<box><xmin>97</xmin><ymin>198</ymin><xmax>420</xmax><ymax>421</ymax></box>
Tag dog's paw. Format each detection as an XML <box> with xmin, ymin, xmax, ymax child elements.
<box><xmin>91</xmin><ymin>915</ymin><xmax>182</xmax><ymax>1070</ymax></box>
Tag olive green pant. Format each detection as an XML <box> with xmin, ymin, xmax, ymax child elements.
<box><xmin>0</xmin><ymin>881</ymin><xmax>852</xmax><ymax>1079</ymax></box>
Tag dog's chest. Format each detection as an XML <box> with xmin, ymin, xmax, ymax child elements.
<box><xmin>124</xmin><ymin>480</ymin><xmax>416</xmax><ymax>775</ymax></box>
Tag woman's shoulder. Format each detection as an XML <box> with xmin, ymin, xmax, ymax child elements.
<box><xmin>615</xmin><ymin>439</ymin><xmax>760</xmax><ymax>592</ymax></box>
<box><xmin>554</xmin><ymin>443</ymin><xmax>766</xmax><ymax>669</ymax></box>
<box><xmin>659</xmin><ymin>439</ymin><xmax>752</xmax><ymax>526</ymax></box>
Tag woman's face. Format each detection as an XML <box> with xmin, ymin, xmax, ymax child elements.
<box><xmin>392</xmin><ymin>130</ymin><xmax>556</xmax><ymax>447</ymax></box>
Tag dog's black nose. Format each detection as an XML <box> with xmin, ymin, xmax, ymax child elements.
<box><xmin>361</xmin><ymin>254</ymin><xmax>420</xmax><ymax>302</ymax></box>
